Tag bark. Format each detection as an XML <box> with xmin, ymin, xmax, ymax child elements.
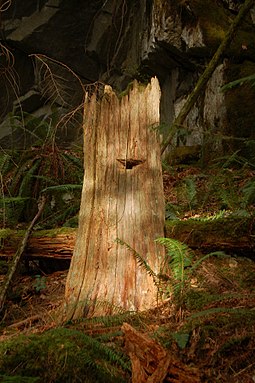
<box><xmin>122</xmin><ymin>322</ymin><xmax>200</xmax><ymax>383</ymax></box>
<box><xmin>161</xmin><ymin>0</ymin><xmax>255</xmax><ymax>155</ymax></box>
<box><xmin>0</xmin><ymin>196</ymin><xmax>46</xmax><ymax>313</ymax></box>
<box><xmin>64</xmin><ymin>78</ymin><xmax>165</xmax><ymax>320</ymax></box>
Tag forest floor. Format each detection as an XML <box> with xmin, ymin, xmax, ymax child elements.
<box><xmin>0</xmin><ymin>163</ymin><xmax>254</xmax><ymax>383</ymax></box>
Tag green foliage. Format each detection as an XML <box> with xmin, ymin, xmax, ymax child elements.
<box><xmin>201</xmin><ymin>164</ymin><xmax>249</xmax><ymax>211</ymax></box>
<box><xmin>171</xmin><ymin>332</ymin><xmax>190</xmax><ymax>349</ymax></box>
<box><xmin>241</xmin><ymin>177</ymin><xmax>255</xmax><ymax>207</ymax></box>
<box><xmin>183</xmin><ymin>177</ymin><xmax>197</xmax><ymax>209</ymax></box>
<box><xmin>41</xmin><ymin>184</ymin><xmax>82</xmax><ymax>194</ymax></box>
<box><xmin>0</xmin><ymin>327</ymin><xmax>130</xmax><ymax>383</ymax></box>
<box><xmin>165</xmin><ymin>203</ymin><xmax>179</xmax><ymax>220</ymax></box>
<box><xmin>221</xmin><ymin>72</ymin><xmax>255</xmax><ymax>91</ymax></box>
<box><xmin>184</xmin><ymin>290</ymin><xmax>243</xmax><ymax>311</ymax></box>
<box><xmin>115</xmin><ymin>238</ymin><xmax>157</xmax><ymax>282</ymax></box>
<box><xmin>189</xmin><ymin>306</ymin><xmax>255</xmax><ymax>321</ymax></box>
<box><xmin>156</xmin><ymin>237</ymin><xmax>193</xmax><ymax>303</ymax></box>
<box><xmin>117</xmin><ymin>236</ymin><xmax>232</xmax><ymax>312</ymax></box>
<box><xmin>0</xmin><ymin>376</ymin><xmax>39</xmax><ymax>382</ymax></box>
<box><xmin>33</xmin><ymin>275</ymin><xmax>46</xmax><ymax>293</ymax></box>
<box><xmin>0</xmin><ymin>113</ymin><xmax>83</xmax><ymax>228</ymax></box>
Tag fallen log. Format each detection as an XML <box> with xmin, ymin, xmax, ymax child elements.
<box><xmin>166</xmin><ymin>215</ymin><xmax>255</xmax><ymax>255</ymax></box>
<box><xmin>0</xmin><ymin>228</ymin><xmax>76</xmax><ymax>260</ymax></box>
<box><xmin>0</xmin><ymin>216</ymin><xmax>254</xmax><ymax>261</ymax></box>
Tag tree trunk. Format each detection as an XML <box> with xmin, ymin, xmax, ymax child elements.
<box><xmin>64</xmin><ymin>78</ymin><xmax>165</xmax><ymax>320</ymax></box>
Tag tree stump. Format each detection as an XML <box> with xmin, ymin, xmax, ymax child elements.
<box><xmin>64</xmin><ymin>78</ymin><xmax>165</xmax><ymax>319</ymax></box>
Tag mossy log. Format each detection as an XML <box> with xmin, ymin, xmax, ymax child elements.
<box><xmin>166</xmin><ymin>216</ymin><xmax>255</xmax><ymax>255</ymax></box>
<box><xmin>0</xmin><ymin>228</ymin><xmax>76</xmax><ymax>260</ymax></box>
<box><xmin>0</xmin><ymin>216</ymin><xmax>254</xmax><ymax>261</ymax></box>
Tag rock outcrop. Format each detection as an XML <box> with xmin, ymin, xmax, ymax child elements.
<box><xmin>0</xmin><ymin>0</ymin><xmax>254</xmax><ymax>160</ymax></box>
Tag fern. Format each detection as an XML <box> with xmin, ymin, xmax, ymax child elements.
<box><xmin>156</xmin><ymin>237</ymin><xmax>193</xmax><ymax>303</ymax></box>
<box><xmin>18</xmin><ymin>160</ymin><xmax>42</xmax><ymax>197</ymax></box>
<box><xmin>0</xmin><ymin>153</ymin><xmax>14</xmax><ymax>175</ymax></box>
<box><xmin>241</xmin><ymin>177</ymin><xmax>255</xmax><ymax>207</ymax></box>
<box><xmin>41</xmin><ymin>184</ymin><xmax>82</xmax><ymax>194</ymax></box>
<box><xmin>189</xmin><ymin>307</ymin><xmax>255</xmax><ymax>320</ymax></box>
<box><xmin>190</xmin><ymin>210</ymin><xmax>227</xmax><ymax>221</ymax></box>
<box><xmin>184</xmin><ymin>177</ymin><xmax>197</xmax><ymax>209</ymax></box>
<box><xmin>221</xmin><ymin>72</ymin><xmax>255</xmax><ymax>91</ymax></box>
<box><xmin>0</xmin><ymin>327</ymin><xmax>130</xmax><ymax>382</ymax></box>
<box><xmin>0</xmin><ymin>376</ymin><xmax>40</xmax><ymax>383</ymax></box>
<box><xmin>0</xmin><ymin>117</ymin><xmax>83</xmax><ymax>227</ymax></box>
<box><xmin>115</xmin><ymin>238</ymin><xmax>157</xmax><ymax>281</ymax></box>
<box><xmin>189</xmin><ymin>251</ymin><xmax>227</xmax><ymax>274</ymax></box>
<box><xmin>156</xmin><ymin>238</ymin><xmax>193</xmax><ymax>277</ymax></box>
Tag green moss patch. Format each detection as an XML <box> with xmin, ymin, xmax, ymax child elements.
<box><xmin>0</xmin><ymin>328</ymin><xmax>130</xmax><ymax>383</ymax></box>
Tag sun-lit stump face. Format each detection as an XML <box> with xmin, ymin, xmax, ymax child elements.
<box><xmin>64</xmin><ymin>78</ymin><xmax>165</xmax><ymax>320</ymax></box>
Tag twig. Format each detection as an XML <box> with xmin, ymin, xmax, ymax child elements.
<box><xmin>7</xmin><ymin>315</ymin><xmax>40</xmax><ymax>329</ymax></box>
<box><xmin>0</xmin><ymin>196</ymin><xmax>46</xmax><ymax>313</ymax></box>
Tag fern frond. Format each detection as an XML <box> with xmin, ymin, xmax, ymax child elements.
<box><xmin>115</xmin><ymin>238</ymin><xmax>157</xmax><ymax>281</ymax></box>
<box><xmin>30</xmin><ymin>175</ymin><xmax>56</xmax><ymax>185</ymax></box>
<box><xmin>191</xmin><ymin>210</ymin><xmax>227</xmax><ymax>221</ymax></box>
<box><xmin>156</xmin><ymin>238</ymin><xmax>193</xmax><ymax>279</ymax></box>
<box><xmin>61</xmin><ymin>152</ymin><xmax>83</xmax><ymax>168</ymax></box>
<box><xmin>189</xmin><ymin>251</ymin><xmax>227</xmax><ymax>274</ymax></box>
<box><xmin>189</xmin><ymin>307</ymin><xmax>255</xmax><ymax>320</ymax></box>
<box><xmin>37</xmin><ymin>204</ymin><xmax>80</xmax><ymax>229</ymax></box>
<box><xmin>0</xmin><ymin>197</ymin><xmax>29</xmax><ymax>204</ymax></box>
<box><xmin>241</xmin><ymin>177</ymin><xmax>255</xmax><ymax>207</ymax></box>
<box><xmin>0</xmin><ymin>153</ymin><xmax>13</xmax><ymax>175</ymax></box>
<box><xmin>184</xmin><ymin>177</ymin><xmax>197</xmax><ymax>208</ymax></box>
<box><xmin>18</xmin><ymin>160</ymin><xmax>41</xmax><ymax>197</ymax></box>
<box><xmin>41</xmin><ymin>184</ymin><xmax>82</xmax><ymax>194</ymax></box>
<box><xmin>221</xmin><ymin>72</ymin><xmax>255</xmax><ymax>91</ymax></box>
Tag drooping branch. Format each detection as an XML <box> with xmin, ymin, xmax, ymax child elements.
<box><xmin>161</xmin><ymin>0</ymin><xmax>255</xmax><ymax>155</ymax></box>
<box><xmin>0</xmin><ymin>196</ymin><xmax>46</xmax><ymax>313</ymax></box>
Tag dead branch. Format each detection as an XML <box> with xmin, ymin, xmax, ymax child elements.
<box><xmin>0</xmin><ymin>196</ymin><xmax>46</xmax><ymax>313</ymax></box>
<box><xmin>7</xmin><ymin>314</ymin><xmax>40</xmax><ymax>329</ymax></box>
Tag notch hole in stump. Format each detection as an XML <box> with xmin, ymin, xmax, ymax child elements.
<box><xmin>117</xmin><ymin>158</ymin><xmax>145</xmax><ymax>170</ymax></box>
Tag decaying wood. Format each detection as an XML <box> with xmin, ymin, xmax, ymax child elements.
<box><xmin>0</xmin><ymin>229</ymin><xmax>76</xmax><ymax>260</ymax></box>
<box><xmin>0</xmin><ymin>215</ymin><xmax>253</xmax><ymax>261</ymax></box>
<box><xmin>122</xmin><ymin>322</ymin><xmax>200</xmax><ymax>383</ymax></box>
<box><xmin>64</xmin><ymin>78</ymin><xmax>165</xmax><ymax>320</ymax></box>
<box><xmin>161</xmin><ymin>0</ymin><xmax>255</xmax><ymax>155</ymax></box>
<box><xmin>0</xmin><ymin>196</ymin><xmax>46</xmax><ymax>313</ymax></box>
